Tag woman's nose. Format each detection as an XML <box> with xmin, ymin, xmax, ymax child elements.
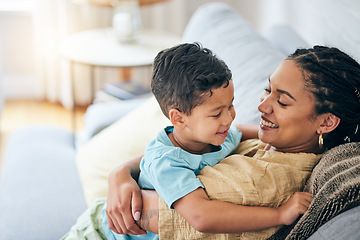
<box><xmin>258</xmin><ymin>96</ymin><xmax>272</xmax><ymax>114</ymax></box>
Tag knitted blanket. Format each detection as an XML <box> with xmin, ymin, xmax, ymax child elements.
<box><xmin>268</xmin><ymin>142</ymin><xmax>360</xmax><ymax>240</ymax></box>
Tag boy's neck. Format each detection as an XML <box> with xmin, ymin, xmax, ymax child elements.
<box><xmin>168</xmin><ymin>131</ymin><xmax>212</xmax><ymax>155</ymax></box>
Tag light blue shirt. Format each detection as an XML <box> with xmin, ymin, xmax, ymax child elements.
<box><xmin>103</xmin><ymin>125</ymin><xmax>241</xmax><ymax>240</ymax></box>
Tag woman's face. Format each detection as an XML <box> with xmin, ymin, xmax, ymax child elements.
<box><xmin>258</xmin><ymin>60</ymin><xmax>323</xmax><ymax>153</ymax></box>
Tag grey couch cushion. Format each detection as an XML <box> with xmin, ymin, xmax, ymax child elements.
<box><xmin>0</xmin><ymin>126</ymin><xmax>87</xmax><ymax>240</ymax></box>
<box><xmin>308</xmin><ymin>205</ymin><xmax>360</xmax><ymax>240</ymax></box>
<box><xmin>265</xmin><ymin>25</ymin><xmax>310</xmax><ymax>56</ymax></box>
<box><xmin>181</xmin><ymin>2</ymin><xmax>285</xmax><ymax>125</ymax></box>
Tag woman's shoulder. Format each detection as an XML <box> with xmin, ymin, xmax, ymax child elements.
<box><xmin>233</xmin><ymin>139</ymin><xmax>266</xmax><ymax>157</ymax></box>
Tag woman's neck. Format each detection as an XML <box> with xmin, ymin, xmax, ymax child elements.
<box><xmin>265</xmin><ymin>143</ymin><xmax>323</xmax><ymax>154</ymax></box>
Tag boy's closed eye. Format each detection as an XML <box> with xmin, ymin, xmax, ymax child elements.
<box><xmin>211</xmin><ymin>103</ymin><xmax>234</xmax><ymax>118</ymax></box>
<box><xmin>212</xmin><ymin>112</ymin><xmax>222</xmax><ymax>118</ymax></box>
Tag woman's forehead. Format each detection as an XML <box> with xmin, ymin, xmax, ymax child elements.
<box><xmin>270</xmin><ymin>61</ymin><xmax>304</xmax><ymax>87</ymax></box>
<box><xmin>270</xmin><ymin>60</ymin><xmax>315</xmax><ymax>100</ymax></box>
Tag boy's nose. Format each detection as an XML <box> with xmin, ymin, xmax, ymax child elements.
<box><xmin>223</xmin><ymin>109</ymin><xmax>235</xmax><ymax>125</ymax></box>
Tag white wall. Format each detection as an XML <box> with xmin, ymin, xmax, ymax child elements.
<box><xmin>0</xmin><ymin>1</ymin><xmax>38</xmax><ymax>99</ymax></box>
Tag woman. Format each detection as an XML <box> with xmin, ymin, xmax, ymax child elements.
<box><xmin>104</xmin><ymin>46</ymin><xmax>360</xmax><ymax>239</ymax></box>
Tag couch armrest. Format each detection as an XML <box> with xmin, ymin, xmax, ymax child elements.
<box><xmin>0</xmin><ymin>126</ymin><xmax>87</xmax><ymax>239</ymax></box>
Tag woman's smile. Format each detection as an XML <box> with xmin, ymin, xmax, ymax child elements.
<box><xmin>260</xmin><ymin>117</ymin><xmax>279</xmax><ymax>129</ymax></box>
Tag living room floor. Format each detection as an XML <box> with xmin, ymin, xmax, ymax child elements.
<box><xmin>0</xmin><ymin>100</ymin><xmax>87</xmax><ymax>171</ymax></box>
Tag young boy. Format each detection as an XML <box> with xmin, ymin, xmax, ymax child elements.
<box><xmin>103</xmin><ymin>42</ymin><xmax>242</xmax><ymax>240</ymax></box>
<box><xmin>62</xmin><ymin>43</ymin><xmax>310</xmax><ymax>240</ymax></box>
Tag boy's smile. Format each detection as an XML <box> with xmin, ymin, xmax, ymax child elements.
<box><xmin>216</xmin><ymin>130</ymin><xmax>229</xmax><ymax>138</ymax></box>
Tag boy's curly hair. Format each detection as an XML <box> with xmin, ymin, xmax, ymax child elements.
<box><xmin>152</xmin><ymin>42</ymin><xmax>232</xmax><ymax>118</ymax></box>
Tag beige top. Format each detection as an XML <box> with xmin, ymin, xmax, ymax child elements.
<box><xmin>158</xmin><ymin>139</ymin><xmax>321</xmax><ymax>240</ymax></box>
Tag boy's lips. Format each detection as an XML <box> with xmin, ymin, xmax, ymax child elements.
<box><xmin>216</xmin><ymin>129</ymin><xmax>229</xmax><ymax>138</ymax></box>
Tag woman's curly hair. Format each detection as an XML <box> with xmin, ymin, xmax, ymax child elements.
<box><xmin>288</xmin><ymin>46</ymin><xmax>360</xmax><ymax>149</ymax></box>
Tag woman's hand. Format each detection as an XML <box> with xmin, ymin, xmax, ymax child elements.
<box><xmin>106</xmin><ymin>157</ymin><xmax>147</xmax><ymax>235</ymax></box>
<box><xmin>278</xmin><ymin>192</ymin><xmax>313</xmax><ymax>226</ymax></box>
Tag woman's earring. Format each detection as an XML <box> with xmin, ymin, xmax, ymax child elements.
<box><xmin>318</xmin><ymin>133</ymin><xmax>324</xmax><ymax>149</ymax></box>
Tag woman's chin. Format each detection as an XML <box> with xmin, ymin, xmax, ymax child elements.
<box><xmin>258</xmin><ymin>125</ymin><xmax>279</xmax><ymax>144</ymax></box>
<box><xmin>258</xmin><ymin>130</ymin><xmax>268</xmax><ymax>141</ymax></box>
<box><xmin>258</xmin><ymin>130</ymin><xmax>277</xmax><ymax>145</ymax></box>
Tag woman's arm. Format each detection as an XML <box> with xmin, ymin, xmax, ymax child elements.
<box><xmin>235</xmin><ymin>124</ymin><xmax>259</xmax><ymax>140</ymax></box>
<box><xmin>136</xmin><ymin>190</ymin><xmax>159</xmax><ymax>234</ymax></box>
<box><xmin>107</xmin><ymin>171</ymin><xmax>311</xmax><ymax>235</ymax></box>
<box><xmin>106</xmin><ymin>156</ymin><xmax>147</xmax><ymax>235</ymax></box>
<box><xmin>173</xmin><ymin>188</ymin><xmax>312</xmax><ymax>233</ymax></box>
<box><xmin>133</xmin><ymin>187</ymin><xmax>312</xmax><ymax>234</ymax></box>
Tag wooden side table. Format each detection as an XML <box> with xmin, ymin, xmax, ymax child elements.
<box><xmin>59</xmin><ymin>27</ymin><xmax>180</xmax><ymax>130</ymax></box>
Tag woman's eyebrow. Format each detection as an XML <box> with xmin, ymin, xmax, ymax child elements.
<box><xmin>268</xmin><ymin>77</ymin><xmax>296</xmax><ymax>101</ymax></box>
<box><xmin>277</xmin><ymin>89</ymin><xmax>296</xmax><ymax>101</ymax></box>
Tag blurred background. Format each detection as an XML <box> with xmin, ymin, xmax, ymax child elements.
<box><xmin>0</xmin><ymin>0</ymin><xmax>358</xmax><ymax>161</ymax></box>
<box><xmin>2</xmin><ymin>0</ymin><xmax>358</xmax><ymax>106</ymax></box>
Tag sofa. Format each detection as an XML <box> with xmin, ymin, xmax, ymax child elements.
<box><xmin>0</xmin><ymin>2</ymin><xmax>359</xmax><ymax>240</ymax></box>
<box><xmin>0</xmin><ymin>79</ymin><xmax>3</xmax><ymax>118</ymax></box>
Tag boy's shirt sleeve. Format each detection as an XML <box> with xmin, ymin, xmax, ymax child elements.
<box><xmin>222</xmin><ymin>125</ymin><xmax>242</xmax><ymax>155</ymax></box>
<box><xmin>140</xmin><ymin>149</ymin><xmax>204</xmax><ymax>209</ymax></box>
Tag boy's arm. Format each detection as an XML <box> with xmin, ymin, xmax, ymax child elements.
<box><xmin>235</xmin><ymin>124</ymin><xmax>259</xmax><ymax>140</ymax></box>
<box><xmin>173</xmin><ymin>188</ymin><xmax>312</xmax><ymax>233</ymax></box>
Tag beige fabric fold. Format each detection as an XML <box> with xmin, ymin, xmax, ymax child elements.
<box><xmin>159</xmin><ymin>139</ymin><xmax>321</xmax><ymax>240</ymax></box>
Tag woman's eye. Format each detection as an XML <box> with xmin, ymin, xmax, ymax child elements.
<box><xmin>277</xmin><ymin>100</ymin><xmax>288</xmax><ymax>107</ymax></box>
<box><xmin>264</xmin><ymin>88</ymin><xmax>271</xmax><ymax>93</ymax></box>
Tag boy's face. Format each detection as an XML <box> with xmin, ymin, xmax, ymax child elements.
<box><xmin>182</xmin><ymin>80</ymin><xmax>235</xmax><ymax>148</ymax></box>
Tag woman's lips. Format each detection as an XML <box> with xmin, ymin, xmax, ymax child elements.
<box><xmin>260</xmin><ymin>118</ymin><xmax>279</xmax><ymax>129</ymax></box>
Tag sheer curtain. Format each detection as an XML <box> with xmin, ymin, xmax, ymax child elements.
<box><xmin>32</xmin><ymin>0</ymin><xmax>186</xmax><ymax>108</ymax></box>
<box><xmin>33</xmin><ymin>0</ymin><xmax>113</xmax><ymax>108</ymax></box>
<box><xmin>33</xmin><ymin>0</ymin><xmax>248</xmax><ymax>108</ymax></box>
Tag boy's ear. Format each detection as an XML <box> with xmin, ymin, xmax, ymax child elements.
<box><xmin>317</xmin><ymin>113</ymin><xmax>340</xmax><ymax>134</ymax></box>
<box><xmin>169</xmin><ymin>109</ymin><xmax>186</xmax><ymax>129</ymax></box>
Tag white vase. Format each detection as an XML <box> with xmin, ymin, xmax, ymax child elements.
<box><xmin>112</xmin><ymin>0</ymin><xmax>141</xmax><ymax>43</ymax></box>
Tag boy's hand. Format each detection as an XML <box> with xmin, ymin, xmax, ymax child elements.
<box><xmin>106</xmin><ymin>168</ymin><xmax>146</xmax><ymax>235</ymax></box>
<box><xmin>278</xmin><ymin>192</ymin><xmax>312</xmax><ymax>226</ymax></box>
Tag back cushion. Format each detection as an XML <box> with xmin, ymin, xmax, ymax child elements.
<box><xmin>182</xmin><ymin>2</ymin><xmax>285</xmax><ymax>125</ymax></box>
